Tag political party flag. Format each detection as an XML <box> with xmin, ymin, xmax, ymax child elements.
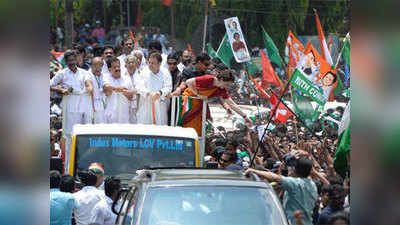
<box><xmin>291</xmin><ymin>89</ymin><xmax>321</xmax><ymax>129</ymax></box>
<box><xmin>337</xmin><ymin>34</ymin><xmax>350</xmax><ymax>87</ymax></box>
<box><xmin>334</xmin><ymin>102</ymin><xmax>350</xmax><ymax>178</ymax></box>
<box><xmin>286</xmin><ymin>44</ymin><xmax>296</xmax><ymax>81</ymax></box>
<box><xmin>303</xmin><ymin>41</ymin><xmax>332</xmax><ymax>81</ymax></box>
<box><xmin>270</xmin><ymin>92</ymin><xmax>293</xmax><ymax>123</ymax></box>
<box><xmin>50</xmin><ymin>50</ymin><xmax>65</xmax><ymax>67</ymax></box>
<box><xmin>216</xmin><ymin>33</ymin><xmax>234</xmax><ymax>68</ymax></box>
<box><xmin>285</xmin><ymin>31</ymin><xmax>304</xmax><ymax>64</ymax></box>
<box><xmin>261</xmin><ymin>50</ymin><xmax>284</xmax><ymax>91</ymax></box>
<box><xmin>289</xmin><ymin>69</ymin><xmax>326</xmax><ymax>105</ymax></box>
<box><xmin>314</xmin><ymin>9</ymin><xmax>334</xmax><ymax>65</ymax></box>
<box><xmin>176</xmin><ymin>96</ymin><xmax>193</xmax><ymax>126</ymax></box>
<box><xmin>207</xmin><ymin>43</ymin><xmax>218</xmax><ymax>59</ymax></box>
<box><xmin>261</xmin><ymin>26</ymin><xmax>283</xmax><ymax>68</ymax></box>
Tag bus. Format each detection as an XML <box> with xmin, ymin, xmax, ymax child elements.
<box><xmin>68</xmin><ymin>124</ymin><xmax>201</xmax><ymax>183</ymax></box>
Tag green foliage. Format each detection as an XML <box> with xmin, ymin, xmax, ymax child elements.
<box><xmin>50</xmin><ymin>0</ymin><xmax>350</xmax><ymax>55</ymax></box>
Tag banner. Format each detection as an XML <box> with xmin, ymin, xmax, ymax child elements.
<box><xmin>290</xmin><ymin>69</ymin><xmax>326</xmax><ymax>105</ymax></box>
<box><xmin>224</xmin><ymin>17</ymin><xmax>251</xmax><ymax>63</ymax></box>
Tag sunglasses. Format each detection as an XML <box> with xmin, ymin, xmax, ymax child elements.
<box><xmin>167</xmin><ymin>62</ymin><xmax>177</xmax><ymax>65</ymax></box>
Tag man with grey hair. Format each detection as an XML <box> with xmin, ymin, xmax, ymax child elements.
<box><xmin>84</xmin><ymin>57</ymin><xmax>106</xmax><ymax>123</ymax></box>
<box><xmin>123</xmin><ymin>54</ymin><xmax>140</xmax><ymax>123</ymax></box>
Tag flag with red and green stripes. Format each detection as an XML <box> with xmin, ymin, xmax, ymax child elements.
<box><xmin>176</xmin><ymin>96</ymin><xmax>193</xmax><ymax>126</ymax></box>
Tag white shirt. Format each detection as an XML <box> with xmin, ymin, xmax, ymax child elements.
<box><xmin>136</xmin><ymin>66</ymin><xmax>172</xmax><ymax>125</ymax></box>
<box><xmin>50</xmin><ymin>67</ymin><xmax>87</xmax><ymax>113</ymax></box>
<box><xmin>103</xmin><ymin>74</ymin><xmax>132</xmax><ymax>123</ymax></box>
<box><xmin>73</xmin><ymin>186</ymin><xmax>104</xmax><ymax>225</ymax></box>
<box><xmin>90</xmin><ymin>196</ymin><xmax>117</xmax><ymax>225</ymax></box>
<box><xmin>101</xmin><ymin>60</ymin><xmax>110</xmax><ymax>78</ymax></box>
<box><xmin>86</xmin><ymin>70</ymin><xmax>105</xmax><ymax>112</ymax></box>
<box><xmin>124</xmin><ymin>70</ymin><xmax>141</xmax><ymax>109</ymax></box>
<box><xmin>117</xmin><ymin>54</ymin><xmax>128</xmax><ymax>75</ymax></box>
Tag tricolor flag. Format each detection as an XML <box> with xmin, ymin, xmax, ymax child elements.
<box><xmin>50</xmin><ymin>50</ymin><xmax>65</xmax><ymax>67</ymax></box>
<box><xmin>176</xmin><ymin>96</ymin><xmax>192</xmax><ymax>126</ymax></box>
<box><xmin>314</xmin><ymin>9</ymin><xmax>334</xmax><ymax>65</ymax></box>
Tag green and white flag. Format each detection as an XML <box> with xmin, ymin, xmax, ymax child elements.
<box><xmin>291</xmin><ymin>89</ymin><xmax>321</xmax><ymax>129</ymax></box>
<box><xmin>334</xmin><ymin>102</ymin><xmax>350</xmax><ymax>178</ymax></box>
<box><xmin>261</xmin><ymin>26</ymin><xmax>283</xmax><ymax>68</ymax></box>
<box><xmin>216</xmin><ymin>33</ymin><xmax>234</xmax><ymax>68</ymax></box>
<box><xmin>289</xmin><ymin>69</ymin><xmax>326</xmax><ymax>106</ymax></box>
<box><xmin>207</xmin><ymin>43</ymin><xmax>218</xmax><ymax>59</ymax></box>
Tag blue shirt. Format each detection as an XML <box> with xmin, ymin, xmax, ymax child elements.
<box><xmin>316</xmin><ymin>205</ymin><xmax>342</xmax><ymax>225</ymax></box>
<box><xmin>281</xmin><ymin>176</ymin><xmax>318</xmax><ymax>225</ymax></box>
<box><xmin>50</xmin><ymin>188</ymin><xmax>77</xmax><ymax>225</ymax></box>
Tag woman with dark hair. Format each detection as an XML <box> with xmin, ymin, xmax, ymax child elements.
<box><xmin>182</xmin><ymin>70</ymin><xmax>252</xmax><ymax>136</ymax></box>
<box><xmin>319</xmin><ymin>71</ymin><xmax>338</xmax><ymax>101</ymax></box>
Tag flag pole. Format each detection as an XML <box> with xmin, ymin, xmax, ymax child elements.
<box><xmin>202</xmin><ymin>0</ymin><xmax>209</xmax><ymax>53</ymax></box>
<box><xmin>249</xmin><ymin>75</ymin><xmax>293</xmax><ymax>167</ymax></box>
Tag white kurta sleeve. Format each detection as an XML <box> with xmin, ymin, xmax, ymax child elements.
<box><xmin>50</xmin><ymin>70</ymin><xmax>64</xmax><ymax>87</ymax></box>
<box><xmin>159</xmin><ymin>69</ymin><xmax>172</xmax><ymax>99</ymax></box>
<box><xmin>136</xmin><ymin>73</ymin><xmax>151</xmax><ymax>97</ymax></box>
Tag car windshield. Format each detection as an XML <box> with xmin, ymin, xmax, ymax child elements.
<box><xmin>137</xmin><ymin>186</ymin><xmax>287</xmax><ymax>225</ymax></box>
<box><xmin>75</xmin><ymin>135</ymin><xmax>196</xmax><ymax>179</ymax></box>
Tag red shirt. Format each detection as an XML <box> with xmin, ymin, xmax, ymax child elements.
<box><xmin>195</xmin><ymin>75</ymin><xmax>230</xmax><ymax>99</ymax></box>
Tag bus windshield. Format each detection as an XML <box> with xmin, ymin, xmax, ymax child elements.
<box><xmin>74</xmin><ymin>135</ymin><xmax>196</xmax><ymax>180</ymax></box>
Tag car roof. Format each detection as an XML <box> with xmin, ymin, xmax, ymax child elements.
<box><xmin>72</xmin><ymin>124</ymin><xmax>198</xmax><ymax>139</ymax></box>
<box><xmin>137</xmin><ymin>169</ymin><xmax>271</xmax><ymax>189</ymax></box>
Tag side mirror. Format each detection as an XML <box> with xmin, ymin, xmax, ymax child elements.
<box><xmin>112</xmin><ymin>187</ymin><xmax>129</xmax><ymax>215</ymax></box>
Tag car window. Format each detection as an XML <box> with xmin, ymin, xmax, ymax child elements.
<box><xmin>137</xmin><ymin>186</ymin><xmax>287</xmax><ymax>225</ymax></box>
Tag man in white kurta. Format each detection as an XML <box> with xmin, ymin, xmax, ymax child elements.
<box><xmin>101</xmin><ymin>46</ymin><xmax>114</xmax><ymax>77</ymax></box>
<box><xmin>84</xmin><ymin>57</ymin><xmax>106</xmax><ymax>124</ymax></box>
<box><xmin>50</xmin><ymin>50</ymin><xmax>87</xmax><ymax>173</ymax></box>
<box><xmin>103</xmin><ymin>57</ymin><xmax>132</xmax><ymax>123</ymax></box>
<box><xmin>123</xmin><ymin>55</ymin><xmax>141</xmax><ymax>124</ymax></box>
<box><xmin>136</xmin><ymin>52</ymin><xmax>172</xmax><ymax>125</ymax></box>
<box><xmin>117</xmin><ymin>37</ymin><xmax>134</xmax><ymax>74</ymax></box>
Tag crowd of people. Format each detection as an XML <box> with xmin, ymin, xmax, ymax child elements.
<box><xmin>50</xmin><ymin>25</ymin><xmax>350</xmax><ymax>225</ymax></box>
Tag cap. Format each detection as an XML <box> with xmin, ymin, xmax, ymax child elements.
<box><xmin>85</xmin><ymin>24</ymin><xmax>90</xmax><ymax>28</ymax></box>
<box><xmin>88</xmin><ymin>163</ymin><xmax>104</xmax><ymax>175</ymax></box>
<box><xmin>96</xmin><ymin>20</ymin><xmax>101</xmax><ymax>24</ymax></box>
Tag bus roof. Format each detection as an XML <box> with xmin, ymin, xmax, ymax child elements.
<box><xmin>72</xmin><ymin>124</ymin><xmax>198</xmax><ymax>139</ymax></box>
